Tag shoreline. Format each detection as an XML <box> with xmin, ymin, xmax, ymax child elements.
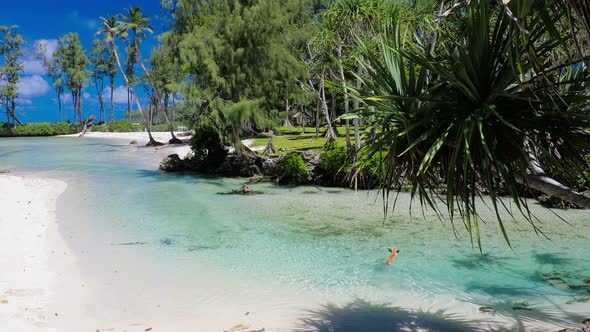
<box><xmin>1</xmin><ymin>139</ymin><xmax>587</xmax><ymax>331</ymax></box>
<box><xmin>61</xmin><ymin>131</ymin><xmax>194</xmax><ymax>162</ymax></box>
<box><xmin>0</xmin><ymin>175</ymin><xmax>90</xmax><ymax>331</ymax></box>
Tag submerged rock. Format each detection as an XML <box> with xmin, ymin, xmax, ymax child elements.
<box><xmin>478</xmin><ymin>306</ymin><xmax>496</xmax><ymax>313</ymax></box>
<box><xmin>512</xmin><ymin>306</ymin><xmax>533</xmax><ymax>311</ymax></box>
<box><xmin>545</xmin><ymin>277</ymin><xmax>572</xmax><ymax>291</ymax></box>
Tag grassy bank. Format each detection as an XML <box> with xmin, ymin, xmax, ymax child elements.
<box><xmin>251</xmin><ymin>126</ymin><xmax>357</xmax><ymax>155</ymax></box>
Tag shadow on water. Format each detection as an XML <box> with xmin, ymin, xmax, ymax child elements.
<box><xmin>0</xmin><ymin>149</ymin><xmax>26</xmax><ymax>158</ymax></box>
<box><xmin>473</xmin><ymin>298</ymin><xmax>588</xmax><ymax>330</ymax></box>
<box><xmin>451</xmin><ymin>253</ymin><xmax>516</xmax><ymax>271</ymax></box>
<box><xmin>135</xmin><ymin>169</ymin><xmax>202</xmax><ymax>183</ymax></box>
<box><xmin>297</xmin><ymin>298</ymin><xmax>499</xmax><ymax>332</ymax></box>
<box><xmin>464</xmin><ymin>283</ymin><xmax>541</xmax><ymax>298</ymax></box>
<box><xmin>532</xmin><ymin>252</ymin><xmax>577</xmax><ymax>266</ymax></box>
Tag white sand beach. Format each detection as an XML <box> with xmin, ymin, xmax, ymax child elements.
<box><xmin>60</xmin><ymin>131</ymin><xmax>194</xmax><ymax>159</ymax></box>
<box><xmin>0</xmin><ymin>175</ymin><xmax>85</xmax><ymax>331</ymax></box>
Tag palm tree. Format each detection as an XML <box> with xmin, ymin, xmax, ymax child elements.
<box><xmin>324</xmin><ymin>0</ymin><xmax>384</xmax><ymax>152</ymax></box>
<box><xmin>350</xmin><ymin>1</ymin><xmax>590</xmax><ymax>250</ymax></box>
<box><xmin>97</xmin><ymin>15</ymin><xmax>162</xmax><ymax>146</ymax></box>
<box><xmin>121</xmin><ymin>7</ymin><xmax>182</xmax><ymax>144</ymax></box>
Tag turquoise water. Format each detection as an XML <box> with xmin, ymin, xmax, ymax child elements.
<box><xmin>1</xmin><ymin>137</ymin><xmax>589</xmax><ymax>331</ymax></box>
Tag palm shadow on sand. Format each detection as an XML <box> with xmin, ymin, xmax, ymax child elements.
<box><xmin>297</xmin><ymin>298</ymin><xmax>506</xmax><ymax>332</ymax></box>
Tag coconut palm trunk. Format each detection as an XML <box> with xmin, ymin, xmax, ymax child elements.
<box><xmin>109</xmin><ymin>76</ymin><xmax>114</xmax><ymax>122</ymax></box>
<box><xmin>337</xmin><ymin>45</ymin><xmax>352</xmax><ymax>152</ymax></box>
<box><xmin>133</xmin><ymin>34</ymin><xmax>181</xmax><ymax>144</ymax></box>
<box><xmin>109</xmin><ymin>40</ymin><xmax>160</xmax><ymax>146</ymax></box>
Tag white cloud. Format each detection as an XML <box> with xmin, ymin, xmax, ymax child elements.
<box><xmin>104</xmin><ymin>86</ymin><xmax>129</xmax><ymax>105</ymax></box>
<box><xmin>23</xmin><ymin>59</ymin><xmax>46</xmax><ymax>75</ymax></box>
<box><xmin>17</xmin><ymin>98</ymin><xmax>33</xmax><ymax>105</ymax></box>
<box><xmin>17</xmin><ymin>75</ymin><xmax>51</xmax><ymax>98</ymax></box>
<box><xmin>83</xmin><ymin>92</ymin><xmax>91</xmax><ymax>100</ymax></box>
<box><xmin>22</xmin><ymin>39</ymin><xmax>59</xmax><ymax>75</ymax></box>
<box><xmin>35</xmin><ymin>39</ymin><xmax>59</xmax><ymax>58</ymax></box>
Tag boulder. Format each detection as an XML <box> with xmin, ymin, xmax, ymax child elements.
<box><xmin>261</xmin><ymin>154</ymin><xmax>285</xmax><ymax>176</ymax></box>
<box><xmin>159</xmin><ymin>154</ymin><xmax>186</xmax><ymax>171</ymax></box>
<box><xmin>217</xmin><ymin>152</ymin><xmax>263</xmax><ymax>177</ymax></box>
<box><xmin>300</xmin><ymin>151</ymin><xmax>322</xmax><ymax>181</ymax></box>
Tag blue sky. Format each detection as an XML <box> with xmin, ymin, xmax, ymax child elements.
<box><xmin>0</xmin><ymin>0</ymin><xmax>169</xmax><ymax>123</ymax></box>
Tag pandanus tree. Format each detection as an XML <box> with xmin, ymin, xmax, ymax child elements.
<box><xmin>348</xmin><ymin>0</ymin><xmax>590</xmax><ymax>250</ymax></box>
<box><xmin>121</xmin><ymin>7</ymin><xmax>182</xmax><ymax>144</ymax></box>
<box><xmin>98</xmin><ymin>15</ymin><xmax>162</xmax><ymax>146</ymax></box>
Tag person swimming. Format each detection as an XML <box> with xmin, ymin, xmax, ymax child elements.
<box><xmin>385</xmin><ymin>247</ymin><xmax>400</xmax><ymax>265</ymax></box>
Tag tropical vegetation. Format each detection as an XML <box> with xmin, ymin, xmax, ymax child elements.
<box><xmin>1</xmin><ymin>0</ymin><xmax>589</xmax><ymax>246</ymax></box>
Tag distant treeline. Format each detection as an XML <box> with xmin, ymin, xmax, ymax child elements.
<box><xmin>0</xmin><ymin>121</ymin><xmax>184</xmax><ymax>137</ymax></box>
<box><xmin>0</xmin><ymin>122</ymin><xmax>79</xmax><ymax>137</ymax></box>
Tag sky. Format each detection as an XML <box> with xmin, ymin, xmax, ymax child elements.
<box><xmin>0</xmin><ymin>0</ymin><xmax>170</xmax><ymax>123</ymax></box>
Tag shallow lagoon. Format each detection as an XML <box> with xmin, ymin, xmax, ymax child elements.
<box><xmin>1</xmin><ymin>137</ymin><xmax>589</xmax><ymax>331</ymax></box>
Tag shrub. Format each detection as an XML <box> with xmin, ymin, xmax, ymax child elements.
<box><xmin>362</xmin><ymin>152</ymin><xmax>385</xmax><ymax>183</ymax></box>
<box><xmin>320</xmin><ymin>142</ymin><xmax>348</xmax><ymax>179</ymax></box>
<box><xmin>189</xmin><ymin>125</ymin><xmax>228</xmax><ymax>167</ymax></box>
<box><xmin>0</xmin><ymin>122</ymin><xmax>79</xmax><ymax>137</ymax></box>
<box><xmin>283</xmin><ymin>153</ymin><xmax>309</xmax><ymax>183</ymax></box>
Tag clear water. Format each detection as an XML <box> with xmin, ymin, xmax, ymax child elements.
<box><xmin>1</xmin><ymin>137</ymin><xmax>589</xmax><ymax>331</ymax></box>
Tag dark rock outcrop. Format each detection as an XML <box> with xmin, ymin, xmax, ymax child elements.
<box><xmin>217</xmin><ymin>153</ymin><xmax>263</xmax><ymax>177</ymax></box>
<box><xmin>159</xmin><ymin>154</ymin><xmax>190</xmax><ymax>172</ymax></box>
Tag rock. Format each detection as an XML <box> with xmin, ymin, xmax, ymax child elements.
<box><xmin>160</xmin><ymin>239</ymin><xmax>173</xmax><ymax>246</ymax></box>
<box><xmin>300</xmin><ymin>151</ymin><xmax>321</xmax><ymax>179</ymax></box>
<box><xmin>159</xmin><ymin>154</ymin><xmax>188</xmax><ymax>172</ymax></box>
<box><xmin>478</xmin><ymin>306</ymin><xmax>495</xmax><ymax>313</ymax></box>
<box><xmin>512</xmin><ymin>306</ymin><xmax>532</xmax><ymax>311</ymax></box>
<box><xmin>0</xmin><ymin>169</ymin><xmax>9</xmax><ymax>174</ymax></box>
<box><xmin>247</xmin><ymin>175</ymin><xmax>265</xmax><ymax>184</ymax></box>
<box><xmin>261</xmin><ymin>155</ymin><xmax>285</xmax><ymax>176</ymax></box>
<box><xmin>583</xmin><ymin>318</ymin><xmax>590</xmax><ymax>325</ymax></box>
<box><xmin>130</xmin><ymin>140</ymin><xmax>138</xmax><ymax>145</ymax></box>
<box><xmin>185</xmin><ymin>151</ymin><xmax>195</xmax><ymax>160</ymax></box>
<box><xmin>217</xmin><ymin>152</ymin><xmax>263</xmax><ymax>177</ymax></box>
<box><xmin>545</xmin><ymin>277</ymin><xmax>572</xmax><ymax>291</ymax></box>
<box><xmin>227</xmin><ymin>184</ymin><xmax>259</xmax><ymax>195</ymax></box>
<box><xmin>537</xmin><ymin>194</ymin><xmax>578</xmax><ymax>209</ymax></box>
<box><xmin>177</xmin><ymin>130</ymin><xmax>195</xmax><ymax>137</ymax></box>
<box><xmin>240</xmin><ymin>165</ymin><xmax>261</xmax><ymax>177</ymax></box>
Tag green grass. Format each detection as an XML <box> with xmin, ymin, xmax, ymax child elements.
<box><xmin>251</xmin><ymin>128</ymin><xmax>354</xmax><ymax>155</ymax></box>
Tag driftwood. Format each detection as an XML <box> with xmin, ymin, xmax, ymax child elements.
<box><xmin>78</xmin><ymin>115</ymin><xmax>97</xmax><ymax>137</ymax></box>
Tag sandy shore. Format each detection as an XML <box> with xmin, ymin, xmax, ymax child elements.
<box><xmin>0</xmin><ymin>175</ymin><xmax>84</xmax><ymax>331</ymax></box>
<box><xmin>60</xmin><ymin>131</ymin><xmax>193</xmax><ymax>159</ymax></box>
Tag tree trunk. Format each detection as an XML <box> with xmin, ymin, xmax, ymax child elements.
<box><xmin>337</xmin><ymin>45</ymin><xmax>352</xmax><ymax>152</ymax></box>
<box><xmin>57</xmin><ymin>92</ymin><xmax>62</xmax><ymax>122</ymax></box>
<box><xmin>72</xmin><ymin>93</ymin><xmax>77</xmax><ymax>123</ymax></box>
<box><xmin>518</xmin><ymin>174</ymin><xmax>590</xmax><ymax>209</ymax></box>
<box><xmin>354</xmin><ymin>65</ymin><xmax>362</xmax><ymax>151</ymax></box>
<box><xmin>95</xmin><ymin>77</ymin><xmax>105</xmax><ymax>123</ymax></box>
<box><xmin>127</xmin><ymin>87</ymin><xmax>131</xmax><ymax>120</ymax></box>
<box><xmin>133</xmin><ymin>33</ymin><xmax>180</xmax><ymax>144</ymax></box>
<box><xmin>315</xmin><ymin>96</ymin><xmax>320</xmax><ymax>137</ymax></box>
<box><xmin>319</xmin><ymin>76</ymin><xmax>336</xmax><ymax>142</ymax></box>
<box><xmin>110</xmin><ymin>77</ymin><xmax>114</xmax><ymax>122</ymax></box>
<box><xmin>110</xmin><ymin>40</ymin><xmax>161</xmax><ymax>146</ymax></box>
<box><xmin>78</xmin><ymin>88</ymin><xmax>83</xmax><ymax>124</ymax></box>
